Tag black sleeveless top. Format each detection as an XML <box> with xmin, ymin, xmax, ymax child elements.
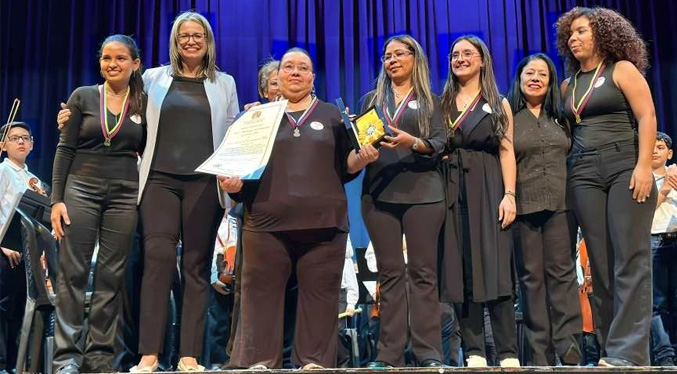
<box><xmin>563</xmin><ymin>62</ymin><xmax>635</xmax><ymax>150</ymax></box>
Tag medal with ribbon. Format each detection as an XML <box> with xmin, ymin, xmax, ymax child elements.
<box><xmin>449</xmin><ymin>90</ymin><xmax>482</xmax><ymax>130</ymax></box>
<box><xmin>99</xmin><ymin>83</ymin><xmax>130</xmax><ymax>147</ymax></box>
<box><xmin>382</xmin><ymin>87</ymin><xmax>414</xmax><ymax>128</ymax></box>
<box><xmin>571</xmin><ymin>60</ymin><xmax>605</xmax><ymax>124</ymax></box>
<box><xmin>286</xmin><ymin>96</ymin><xmax>318</xmax><ymax>138</ymax></box>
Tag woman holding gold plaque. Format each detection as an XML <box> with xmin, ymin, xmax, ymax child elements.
<box><xmin>222</xmin><ymin>48</ymin><xmax>378</xmax><ymax>370</ymax></box>
<box><xmin>358</xmin><ymin>35</ymin><xmax>447</xmax><ymax>369</ymax></box>
<box><xmin>438</xmin><ymin>35</ymin><xmax>518</xmax><ymax>368</ymax></box>
<box><xmin>556</xmin><ymin>7</ymin><xmax>656</xmax><ymax>366</ymax></box>
<box><xmin>50</xmin><ymin>35</ymin><xmax>146</xmax><ymax>374</ymax></box>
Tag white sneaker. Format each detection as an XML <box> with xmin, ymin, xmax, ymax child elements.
<box><xmin>466</xmin><ymin>355</ymin><xmax>488</xmax><ymax>367</ymax></box>
<box><xmin>500</xmin><ymin>358</ymin><xmax>521</xmax><ymax>367</ymax></box>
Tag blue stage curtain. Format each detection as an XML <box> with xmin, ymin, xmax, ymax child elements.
<box><xmin>1</xmin><ymin>0</ymin><xmax>674</xmax><ymax>246</ymax></box>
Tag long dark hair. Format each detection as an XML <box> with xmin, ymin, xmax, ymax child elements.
<box><xmin>369</xmin><ymin>35</ymin><xmax>434</xmax><ymax>138</ymax></box>
<box><xmin>99</xmin><ymin>34</ymin><xmax>146</xmax><ymax>117</ymax></box>
<box><xmin>440</xmin><ymin>35</ymin><xmax>508</xmax><ymax>138</ymax></box>
<box><xmin>507</xmin><ymin>53</ymin><xmax>565</xmax><ymax>128</ymax></box>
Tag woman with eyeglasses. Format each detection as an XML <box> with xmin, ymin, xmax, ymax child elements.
<box><xmin>438</xmin><ymin>35</ymin><xmax>519</xmax><ymax>367</ymax></box>
<box><xmin>359</xmin><ymin>35</ymin><xmax>447</xmax><ymax>369</ymax></box>
<box><xmin>129</xmin><ymin>11</ymin><xmax>239</xmax><ymax>372</ymax></box>
<box><xmin>222</xmin><ymin>48</ymin><xmax>378</xmax><ymax>370</ymax></box>
<box><xmin>50</xmin><ymin>34</ymin><xmax>146</xmax><ymax>374</ymax></box>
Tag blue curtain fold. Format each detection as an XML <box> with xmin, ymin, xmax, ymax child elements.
<box><xmin>1</xmin><ymin>0</ymin><xmax>674</xmax><ymax>245</ymax></box>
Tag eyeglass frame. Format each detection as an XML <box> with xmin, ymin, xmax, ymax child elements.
<box><xmin>177</xmin><ymin>33</ymin><xmax>207</xmax><ymax>43</ymax></box>
<box><xmin>280</xmin><ymin>63</ymin><xmax>313</xmax><ymax>75</ymax></box>
<box><xmin>4</xmin><ymin>135</ymin><xmax>34</xmax><ymax>143</ymax></box>
<box><xmin>381</xmin><ymin>49</ymin><xmax>414</xmax><ymax>63</ymax></box>
<box><xmin>449</xmin><ymin>50</ymin><xmax>481</xmax><ymax>61</ymax></box>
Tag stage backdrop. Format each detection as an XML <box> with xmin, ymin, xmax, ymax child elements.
<box><xmin>1</xmin><ymin>0</ymin><xmax>675</xmax><ymax>246</ymax></box>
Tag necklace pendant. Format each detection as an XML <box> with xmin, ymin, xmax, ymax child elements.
<box><xmin>575</xmin><ymin>114</ymin><xmax>581</xmax><ymax>124</ymax></box>
<box><xmin>104</xmin><ymin>138</ymin><xmax>112</xmax><ymax>147</ymax></box>
<box><xmin>293</xmin><ymin>128</ymin><xmax>301</xmax><ymax>137</ymax></box>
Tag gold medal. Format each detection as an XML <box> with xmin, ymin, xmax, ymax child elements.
<box><xmin>104</xmin><ymin>139</ymin><xmax>111</xmax><ymax>147</ymax></box>
<box><xmin>575</xmin><ymin>115</ymin><xmax>581</xmax><ymax>124</ymax></box>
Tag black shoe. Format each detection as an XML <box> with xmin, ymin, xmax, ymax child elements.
<box><xmin>420</xmin><ymin>359</ymin><xmax>446</xmax><ymax>367</ymax></box>
<box><xmin>367</xmin><ymin>361</ymin><xmax>393</xmax><ymax>369</ymax></box>
<box><xmin>598</xmin><ymin>357</ymin><xmax>636</xmax><ymax>367</ymax></box>
<box><xmin>657</xmin><ymin>357</ymin><xmax>675</xmax><ymax>367</ymax></box>
<box><xmin>55</xmin><ymin>364</ymin><xmax>80</xmax><ymax>374</ymax></box>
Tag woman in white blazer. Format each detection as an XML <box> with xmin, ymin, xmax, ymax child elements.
<box><xmin>132</xmin><ymin>11</ymin><xmax>238</xmax><ymax>372</ymax></box>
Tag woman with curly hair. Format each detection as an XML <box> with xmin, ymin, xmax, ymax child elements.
<box><xmin>556</xmin><ymin>7</ymin><xmax>657</xmax><ymax>366</ymax></box>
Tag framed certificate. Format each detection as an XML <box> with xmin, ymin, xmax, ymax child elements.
<box><xmin>195</xmin><ymin>100</ymin><xmax>287</xmax><ymax>180</ymax></box>
<box><xmin>336</xmin><ymin>98</ymin><xmax>391</xmax><ymax>150</ymax></box>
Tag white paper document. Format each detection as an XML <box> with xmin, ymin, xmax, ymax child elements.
<box><xmin>196</xmin><ymin>100</ymin><xmax>287</xmax><ymax>180</ymax></box>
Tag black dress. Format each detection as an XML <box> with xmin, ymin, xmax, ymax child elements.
<box><xmin>439</xmin><ymin>97</ymin><xmax>513</xmax><ymax>303</ymax></box>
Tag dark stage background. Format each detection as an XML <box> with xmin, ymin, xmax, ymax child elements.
<box><xmin>1</xmin><ymin>0</ymin><xmax>675</xmax><ymax>246</ymax></box>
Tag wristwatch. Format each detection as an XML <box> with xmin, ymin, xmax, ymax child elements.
<box><xmin>412</xmin><ymin>137</ymin><xmax>420</xmax><ymax>151</ymax></box>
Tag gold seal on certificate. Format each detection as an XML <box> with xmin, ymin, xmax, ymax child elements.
<box><xmin>336</xmin><ymin>98</ymin><xmax>391</xmax><ymax>150</ymax></box>
<box><xmin>195</xmin><ymin>100</ymin><xmax>288</xmax><ymax>180</ymax></box>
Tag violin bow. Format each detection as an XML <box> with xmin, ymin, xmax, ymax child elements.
<box><xmin>0</xmin><ymin>98</ymin><xmax>21</xmax><ymax>158</ymax></box>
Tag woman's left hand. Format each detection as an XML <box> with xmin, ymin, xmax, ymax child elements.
<box><xmin>381</xmin><ymin>126</ymin><xmax>416</xmax><ymax>149</ymax></box>
<box><xmin>498</xmin><ymin>194</ymin><xmax>516</xmax><ymax>229</ymax></box>
<box><xmin>630</xmin><ymin>165</ymin><xmax>654</xmax><ymax>203</ymax></box>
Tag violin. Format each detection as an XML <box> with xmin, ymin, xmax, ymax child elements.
<box><xmin>28</xmin><ymin>177</ymin><xmax>47</xmax><ymax>197</ymax></box>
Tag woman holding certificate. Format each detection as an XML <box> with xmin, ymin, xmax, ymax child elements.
<box><xmin>358</xmin><ymin>35</ymin><xmax>447</xmax><ymax>369</ymax></box>
<box><xmin>438</xmin><ymin>35</ymin><xmax>518</xmax><ymax>367</ymax></box>
<box><xmin>50</xmin><ymin>35</ymin><xmax>146</xmax><ymax>374</ymax></box>
<box><xmin>556</xmin><ymin>7</ymin><xmax>656</xmax><ymax>366</ymax></box>
<box><xmin>221</xmin><ymin>48</ymin><xmax>378</xmax><ymax>370</ymax></box>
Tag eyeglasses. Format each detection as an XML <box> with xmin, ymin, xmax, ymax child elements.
<box><xmin>449</xmin><ymin>50</ymin><xmax>480</xmax><ymax>61</ymax></box>
<box><xmin>5</xmin><ymin>135</ymin><xmax>33</xmax><ymax>143</ymax></box>
<box><xmin>178</xmin><ymin>33</ymin><xmax>206</xmax><ymax>43</ymax></box>
<box><xmin>381</xmin><ymin>49</ymin><xmax>414</xmax><ymax>63</ymax></box>
<box><xmin>281</xmin><ymin>64</ymin><xmax>312</xmax><ymax>75</ymax></box>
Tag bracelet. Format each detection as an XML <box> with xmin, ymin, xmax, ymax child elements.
<box><xmin>504</xmin><ymin>191</ymin><xmax>516</xmax><ymax>198</ymax></box>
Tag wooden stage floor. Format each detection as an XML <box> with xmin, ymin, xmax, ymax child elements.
<box><xmin>84</xmin><ymin>367</ymin><xmax>677</xmax><ymax>374</ymax></box>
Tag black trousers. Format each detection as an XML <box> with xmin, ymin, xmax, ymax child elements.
<box><xmin>513</xmin><ymin>210</ymin><xmax>582</xmax><ymax>365</ymax></box>
<box><xmin>138</xmin><ymin>171</ymin><xmax>223</xmax><ymax>358</ymax></box>
<box><xmin>455</xmin><ymin>296</ymin><xmax>517</xmax><ymax>362</ymax></box>
<box><xmin>53</xmin><ymin>175</ymin><xmax>138</xmax><ymax>372</ymax></box>
<box><xmin>568</xmin><ymin>140</ymin><xmax>656</xmax><ymax>365</ymax></box>
<box><xmin>230</xmin><ymin>228</ymin><xmax>346</xmax><ymax>369</ymax></box>
<box><xmin>362</xmin><ymin>199</ymin><xmax>445</xmax><ymax>366</ymax></box>
<box><xmin>0</xmin><ymin>261</ymin><xmax>26</xmax><ymax>371</ymax></box>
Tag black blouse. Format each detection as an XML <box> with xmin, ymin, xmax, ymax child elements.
<box><xmin>52</xmin><ymin>85</ymin><xmax>146</xmax><ymax>204</ymax></box>
<box><xmin>360</xmin><ymin>91</ymin><xmax>446</xmax><ymax>204</ymax></box>
<box><xmin>512</xmin><ymin>108</ymin><xmax>569</xmax><ymax>215</ymax></box>
<box><xmin>562</xmin><ymin>62</ymin><xmax>635</xmax><ymax>150</ymax></box>
<box><xmin>152</xmin><ymin>76</ymin><xmax>213</xmax><ymax>175</ymax></box>
<box><xmin>236</xmin><ymin>100</ymin><xmax>358</xmax><ymax>232</ymax></box>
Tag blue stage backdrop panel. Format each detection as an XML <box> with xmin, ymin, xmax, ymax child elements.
<box><xmin>1</xmin><ymin>0</ymin><xmax>674</xmax><ymax>247</ymax></box>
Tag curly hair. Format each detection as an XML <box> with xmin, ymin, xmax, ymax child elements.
<box><xmin>555</xmin><ymin>7</ymin><xmax>648</xmax><ymax>76</ymax></box>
